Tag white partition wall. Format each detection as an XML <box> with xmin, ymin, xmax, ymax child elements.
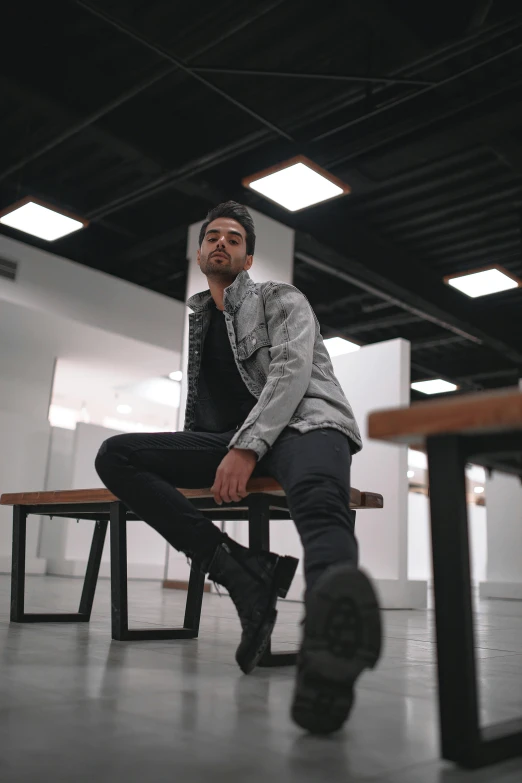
<box><xmin>480</xmin><ymin>472</ymin><xmax>522</xmax><ymax>601</ymax></box>
<box><xmin>479</xmin><ymin>379</ymin><xmax>522</xmax><ymax>602</ymax></box>
<box><xmin>42</xmin><ymin>423</ymin><xmax>168</xmax><ymax>579</ymax></box>
<box><xmin>0</xmin><ymin>234</ymin><xmax>184</xmax><ymax>574</ymax></box>
<box><xmin>408</xmin><ymin>491</ymin><xmax>487</xmax><ymax>585</ymax></box>
<box><xmin>0</xmin><ymin>300</ymin><xmax>56</xmax><ymax>574</ymax></box>
<box><xmin>333</xmin><ymin>338</ymin><xmax>427</xmax><ymax>609</ymax></box>
<box><xmin>0</xmin><ymin>410</ymin><xmax>51</xmax><ymax>575</ymax></box>
<box><xmin>0</xmin><ymin>234</ymin><xmax>184</xmax><ymax>351</ymax></box>
<box><xmin>165</xmin><ymin>208</ymin><xmax>295</xmax><ymax>583</ymax></box>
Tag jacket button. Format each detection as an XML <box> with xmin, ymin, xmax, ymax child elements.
<box><xmin>252</xmin><ymin>338</ymin><xmax>257</xmax><ymax>345</ymax></box>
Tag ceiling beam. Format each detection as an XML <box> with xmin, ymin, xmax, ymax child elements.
<box><xmin>0</xmin><ymin>75</ymin><xmax>165</xmax><ymax>180</ymax></box>
<box><xmin>191</xmin><ymin>66</ymin><xmax>433</xmax><ymax>87</ymax></box>
<box><xmin>0</xmin><ymin>0</ymin><xmax>289</xmax><ymax>183</ymax></box>
<box><xmin>74</xmin><ymin>0</ymin><xmax>293</xmax><ymax>142</ymax></box>
<box><xmin>311</xmin><ymin>38</ymin><xmax>522</xmax><ymax>144</ymax></box>
<box><xmin>82</xmin><ymin>46</ymin><xmax>522</xmax><ymax>227</ymax></box>
<box><xmin>411</xmin><ymin>335</ymin><xmax>469</xmax><ymax>352</ymax></box>
<box><xmin>293</xmin><ymin>225</ymin><xmax>522</xmax><ymax>365</ymax></box>
<box><xmin>346</xmin><ymin>0</ymin><xmax>425</xmax><ymax>59</ymax></box>
<box><xmin>313</xmin><ymin>292</ymin><xmax>370</xmax><ymax>314</ymax></box>
<box><xmin>295</xmin><ymin>247</ymin><xmax>480</xmax><ymax>343</ymax></box>
<box><xmin>336</xmin><ymin>313</ymin><xmax>421</xmax><ymax>335</ymax></box>
<box><xmin>467</xmin><ymin>0</ymin><xmax>494</xmax><ymax>31</ymax></box>
<box><xmin>490</xmin><ymin>134</ymin><xmax>522</xmax><ymax>177</ymax></box>
<box><xmin>304</xmin><ymin>15</ymin><xmax>522</xmax><ymax>159</ymax></box>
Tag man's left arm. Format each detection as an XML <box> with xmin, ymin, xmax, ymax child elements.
<box><xmin>211</xmin><ymin>284</ymin><xmax>316</xmax><ymax>505</ymax></box>
<box><xmin>229</xmin><ymin>283</ymin><xmax>316</xmax><ymax>460</ymax></box>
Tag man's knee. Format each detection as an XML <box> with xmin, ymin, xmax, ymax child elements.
<box><xmin>95</xmin><ymin>434</ymin><xmax>133</xmax><ymax>478</ymax></box>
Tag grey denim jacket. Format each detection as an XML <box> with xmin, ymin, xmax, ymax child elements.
<box><xmin>185</xmin><ymin>270</ymin><xmax>362</xmax><ymax>461</ymax></box>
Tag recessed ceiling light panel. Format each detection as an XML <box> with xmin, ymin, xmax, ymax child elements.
<box><xmin>411</xmin><ymin>379</ymin><xmax>458</xmax><ymax>395</ymax></box>
<box><xmin>445</xmin><ymin>265</ymin><xmax>520</xmax><ymax>298</ymax></box>
<box><xmin>0</xmin><ymin>197</ymin><xmax>87</xmax><ymax>241</ymax></box>
<box><xmin>243</xmin><ymin>155</ymin><xmax>350</xmax><ymax>211</ymax></box>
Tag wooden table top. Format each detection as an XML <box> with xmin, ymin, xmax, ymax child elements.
<box><xmin>368</xmin><ymin>387</ymin><xmax>522</xmax><ymax>446</ymax></box>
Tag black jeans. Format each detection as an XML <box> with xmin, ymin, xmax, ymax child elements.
<box><xmin>95</xmin><ymin>427</ymin><xmax>358</xmax><ymax>591</ymax></box>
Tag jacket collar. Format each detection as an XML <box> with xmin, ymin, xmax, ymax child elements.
<box><xmin>187</xmin><ymin>270</ymin><xmax>254</xmax><ymax>315</ymax></box>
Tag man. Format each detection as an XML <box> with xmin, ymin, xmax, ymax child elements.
<box><xmin>95</xmin><ymin>201</ymin><xmax>381</xmax><ymax>735</ymax></box>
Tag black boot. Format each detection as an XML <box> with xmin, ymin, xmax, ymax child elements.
<box><xmin>291</xmin><ymin>564</ymin><xmax>382</xmax><ymax>734</ymax></box>
<box><xmin>206</xmin><ymin>540</ymin><xmax>298</xmax><ymax>674</ymax></box>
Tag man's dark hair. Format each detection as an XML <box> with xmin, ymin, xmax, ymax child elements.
<box><xmin>199</xmin><ymin>201</ymin><xmax>256</xmax><ymax>256</ymax></box>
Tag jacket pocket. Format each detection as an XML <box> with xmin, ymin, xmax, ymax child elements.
<box><xmin>237</xmin><ymin>323</ymin><xmax>271</xmax><ymax>360</ymax></box>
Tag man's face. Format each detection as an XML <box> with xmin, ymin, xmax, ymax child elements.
<box><xmin>197</xmin><ymin>217</ymin><xmax>253</xmax><ymax>282</ymax></box>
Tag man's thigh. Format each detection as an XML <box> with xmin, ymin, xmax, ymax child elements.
<box><xmin>257</xmin><ymin>427</ymin><xmax>352</xmax><ymax>493</ymax></box>
<box><xmin>101</xmin><ymin>429</ymin><xmax>234</xmax><ymax>488</ymax></box>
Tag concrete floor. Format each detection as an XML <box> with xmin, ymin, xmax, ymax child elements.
<box><xmin>0</xmin><ymin>575</ymin><xmax>521</xmax><ymax>783</ymax></box>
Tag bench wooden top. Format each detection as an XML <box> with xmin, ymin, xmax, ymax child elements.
<box><xmin>0</xmin><ymin>481</ymin><xmax>383</xmax><ymax>509</ymax></box>
<box><xmin>368</xmin><ymin>387</ymin><xmax>522</xmax><ymax>446</ymax></box>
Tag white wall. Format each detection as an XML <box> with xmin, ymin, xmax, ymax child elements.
<box><xmin>44</xmin><ymin>423</ymin><xmax>167</xmax><ymax>579</ymax></box>
<box><xmin>0</xmin><ymin>307</ymin><xmax>57</xmax><ymax>574</ymax></box>
<box><xmin>39</xmin><ymin>427</ymin><xmax>75</xmax><ymax>562</ymax></box>
<box><xmin>334</xmin><ymin>338</ymin><xmax>426</xmax><ymax>608</ymax></box>
<box><xmin>479</xmin><ymin>378</ymin><xmax>522</xmax><ymax>601</ymax></box>
<box><xmin>0</xmin><ymin>411</ymin><xmax>51</xmax><ymax>574</ymax></box>
<box><xmin>408</xmin><ymin>492</ymin><xmax>487</xmax><ymax>585</ymax></box>
<box><xmin>0</xmin><ymin>234</ymin><xmax>184</xmax><ymax>352</ymax></box>
<box><xmin>0</xmin><ymin>235</ymin><xmax>184</xmax><ymax>575</ymax></box>
<box><xmin>480</xmin><ymin>472</ymin><xmax>522</xmax><ymax>600</ymax></box>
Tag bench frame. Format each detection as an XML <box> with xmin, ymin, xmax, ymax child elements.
<box><xmin>7</xmin><ymin>489</ymin><xmax>382</xmax><ymax>666</ymax></box>
<box><xmin>11</xmin><ymin>506</ymin><xmax>107</xmax><ymax>624</ymax></box>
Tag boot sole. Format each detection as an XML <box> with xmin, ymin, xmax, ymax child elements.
<box><xmin>236</xmin><ymin>555</ymin><xmax>299</xmax><ymax>675</ymax></box>
<box><xmin>291</xmin><ymin>565</ymin><xmax>382</xmax><ymax>734</ymax></box>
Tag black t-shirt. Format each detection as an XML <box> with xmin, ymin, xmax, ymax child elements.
<box><xmin>192</xmin><ymin>304</ymin><xmax>258</xmax><ymax>433</ymax></box>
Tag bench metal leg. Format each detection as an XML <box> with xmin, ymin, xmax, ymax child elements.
<box><xmin>183</xmin><ymin>560</ymin><xmax>206</xmax><ymax>634</ymax></box>
<box><xmin>110</xmin><ymin>501</ymin><xmax>203</xmax><ymax>641</ymax></box>
<box><xmin>427</xmin><ymin>434</ymin><xmax>522</xmax><ymax>768</ymax></box>
<box><xmin>248</xmin><ymin>496</ymin><xmax>297</xmax><ymax>668</ymax></box>
<box><xmin>10</xmin><ymin>506</ymin><xmax>27</xmax><ymax>622</ymax></box>
<box><xmin>10</xmin><ymin>506</ymin><xmax>107</xmax><ymax>624</ymax></box>
<box><xmin>79</xmin><ymin>520</ymin><xmax>108</xmax><ymax>618</ymax></box>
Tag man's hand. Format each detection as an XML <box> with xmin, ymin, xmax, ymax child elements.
<box><xmin>211</xmin><ymin>448</ymin><xmax>257</xmax><ymax>505</ymax></box>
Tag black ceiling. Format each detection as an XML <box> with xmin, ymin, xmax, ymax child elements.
<box><xmin>2</xmin><ymin>0</ymin><xmax>522</xmax><ymax>399</ymax></box>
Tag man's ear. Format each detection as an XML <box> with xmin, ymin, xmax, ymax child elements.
<box><xmin>196</xmin><ymin>248</ymin><xmax>201</xmax><ymax>266</ymax></box>
<box><xmin>244</xmin><ymin>254</ymin><xmax>253</xmax><ymax>271</ymax></box>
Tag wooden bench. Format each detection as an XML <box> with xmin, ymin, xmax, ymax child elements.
<box><xmin>368</xmin><ymin>387</ymin><xmax>522</xmax><ymax>769</ymax></box>
<box><xmin>1</xmin><ymin>479</ymin><xmax>383</xmax><ymax>668</ymax></box>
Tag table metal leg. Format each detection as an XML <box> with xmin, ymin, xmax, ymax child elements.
<box><xmin>427</xmin><ymin>434</ymin><xmax>522</xmax><ymax>768</ymax></box>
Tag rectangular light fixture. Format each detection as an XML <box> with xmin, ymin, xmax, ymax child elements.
<box><xmin>411</xmin><ymin>379</ymin><xmax>458</xmax><ymax>395</ymax></box>
<box><xmin>242</xmin><ymin>155</ymin><xmax>350</xmax><ymax>212</ymax></box>
<box><xmin>444</xmin><ymin>265</ymin><xmax>520</xmax><ymax>298</ymax></box>
<box><xmin>0</xmin><ymin>197</ymin><xmax>87</xmax><ymax>241</ymax></box>
<box><xmin>324</xmin><ymin>336</ymin><xmax>360</xmax><ymax>358</ymax></box>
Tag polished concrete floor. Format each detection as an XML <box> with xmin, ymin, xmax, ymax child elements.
<box><xmin>0</xmin><ymin>575</ymin><xmax>521</xmax><ymax>783</ymax></box>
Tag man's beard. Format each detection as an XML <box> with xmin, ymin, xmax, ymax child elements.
<box><xmin>201</xmin><ymin>252</ymin><xmax>245</xmax><ymax>281</ymax></box>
